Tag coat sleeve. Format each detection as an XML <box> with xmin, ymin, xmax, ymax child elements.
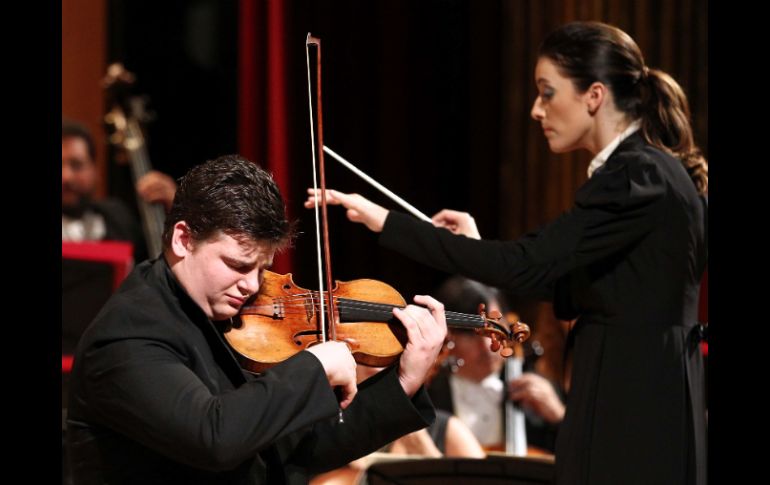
<box><xmin>77</xmin><ymin>331</ymin><xmax>340</xmax><ymax>472</ymax></box>
<box><xmin>379</xmin><ymin>152</ymin><xmax>668</xmax><ymax>294</ymax></box>
<box><xmin>280</xmin><ymin>364</ymin><xmax>436</xmax><ymax>476</ymax></box>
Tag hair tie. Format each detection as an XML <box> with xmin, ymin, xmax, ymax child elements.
<box><xmin>634</xmin><ymin>66</ymin><xmax>651</xmax><ymax>86</ymax></box>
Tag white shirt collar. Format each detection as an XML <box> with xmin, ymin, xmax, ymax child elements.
<box><xmin>587</xmin><ymin>119</ymin><xmax>642</xmax><ymax>178</ymax></box>
<box><xmin>449</xmin><ymin>373</ymin><xmax>504</xmax><ymax>446</ymax></box>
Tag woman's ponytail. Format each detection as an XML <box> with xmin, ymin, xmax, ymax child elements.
<box><xmin>639</xmin><ymin>69</ymin><xmax>708</xmax><ymax>194</ymax></box>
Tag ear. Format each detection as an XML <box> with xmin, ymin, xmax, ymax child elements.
<box><xmin>170</xmin><ymin>221</ymin><xmax>194</xmax><ymax>258</ymax></box>
<box><xmin>584</xmin><ymin>82</ymin><xmax>607</xmax><ymax>116</ymax></box>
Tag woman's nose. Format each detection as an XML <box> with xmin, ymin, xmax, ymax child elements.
<box><xmin>531</xmin><ymin>97</ymin><xmax>544</xmax><ymax>121</ymax></box>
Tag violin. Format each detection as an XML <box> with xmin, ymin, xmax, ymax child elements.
<box><xmin>224</xmin><ymin>270</ymin><xmax>530</xmax><ymax>374</ymax></box>
<box><xmin>224</xmin><ymin>34</ymin><xmax>529</xmax><ymax>374</ymax></box>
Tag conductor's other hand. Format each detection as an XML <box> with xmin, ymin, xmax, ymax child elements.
<box><xmin>431</xmin><ymin>209</ymin><xmax>481</xmax><ymax>239</ymax></box>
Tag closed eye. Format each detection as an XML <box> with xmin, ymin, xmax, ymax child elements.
<box><xmin>224</xmin><ymin>257</ymin><xmax>257</xmax><ymax>274</ymax></box>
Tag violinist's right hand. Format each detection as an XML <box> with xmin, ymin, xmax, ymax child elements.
<box><xmin>431</xmin><ymin>209</ymin><xmax>481</xmax><ymax>239</ymax></box>
<box><xmin>305</xmin><ymin>341</ymin><xmax>358</xmax><ymax>409</ymax></box>
<box><xmin>305</xmin><ymin>189</ymin><xmax>388</xmax><ymax>233</ymax></box>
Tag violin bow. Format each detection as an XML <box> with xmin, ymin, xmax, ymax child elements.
<box><xmin>306</xmin><ymin>34</ymin><xmax>337</xmax><ymax>344</ymax></box>
<box><xmin>305</xmin><ymin>35</ymin><xmax>528</xmax><ymax>362</ymax></box>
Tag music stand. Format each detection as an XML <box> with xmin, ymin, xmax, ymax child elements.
<box><xmin>62</xmin><ymin>241</ymin><xmax>133</xmax><ymax>406</ymax></box>
<box><xmin>366</xmin><ymin>455</ymin><xmax>554</xmax><ymax>485</ymax></box>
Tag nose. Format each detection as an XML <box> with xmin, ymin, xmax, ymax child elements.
<box><xmin>531</xmin><ymin>96</ymin><xmax>544</xmax><ymax>121</ymax></box>
<box><xmin>238</xmin><ymin>270</ymin><xmax>261</xmax><ymax>297</ymax></box>
<box><xmin>62</xmin><ymin>162</ymin><xmax>73</xmax><ymax>184</ymax></box>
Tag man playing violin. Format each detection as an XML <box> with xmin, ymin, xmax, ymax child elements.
<box><xmin>65</xmin><ymin>154</ymin><xmax>447</xmax><ymax>485</ymax></box>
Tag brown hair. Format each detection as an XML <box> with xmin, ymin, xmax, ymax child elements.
<box><xmin>539</xmin><ymin>21</ymin><xmax>707</xmax><ymax>194</ymax></box>
<box><xmin>162</xmin><ymin>154</ymin><xmax>295</xmax><ymax>249</ymax></box>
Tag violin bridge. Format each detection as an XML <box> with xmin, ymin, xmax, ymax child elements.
<box><xmin>304</xmin><ymin>296</ymin><xmax>315</xmax><ymax>323</ymax></box>
<box><xmin>272</xmin><ymin>299</ymin><xmax>285</xmax><ymax>319</ymax></box>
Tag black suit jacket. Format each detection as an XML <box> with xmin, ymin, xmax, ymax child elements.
<box><xmin>379</xmin><ymin>133</ymin><xmax>707</xmax><ymax>485</ymax></box>
<box><xmin>66</xmin><ymin>257</ymin><xmax>434</xmax><ymax>484</ymax></box>
<box><xmin>93</xmin><ymin>198</ymin><xmax>148</xmax><ymax>263</ymax></box>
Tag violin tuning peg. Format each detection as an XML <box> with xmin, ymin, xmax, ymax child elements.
<box><xmin>500</xmin><ymin>346</ymin><xmax>514</xmax><ymax>358</ymax></box>
<box><xmin>477</xmin><ymin>303</ymin><xmax>487</xmax><ymax>315</ymax></box>
<box><xmin>512</xmin><ymin>321</ymin><xmax>532</xmax><ymax>343</ymax></box>
<box><xmin>489</xmin><ymin>339</ymin><xmax>501</xmax><ymax>352</ymax></box>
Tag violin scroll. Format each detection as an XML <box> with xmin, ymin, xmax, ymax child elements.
<box><xmin>477</xmin><ymin>304</ymin><xmax>531</xmax><ymax>358</ymax></box>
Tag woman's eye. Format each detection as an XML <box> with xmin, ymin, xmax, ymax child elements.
<box><xmin>541</xmin><ymin>88</ymin><xmax>554</xmax><ymax>100</ymax></box>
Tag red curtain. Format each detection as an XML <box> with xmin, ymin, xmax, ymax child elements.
<box><xmin>699</xmin><ymin>270</ymin><xmax>708</xmax><ymax>357</ymax></box>
<box><xmin>238</xmin><ymin>0</ymin><xmax>292</xmax><ymax>274</ymax></box>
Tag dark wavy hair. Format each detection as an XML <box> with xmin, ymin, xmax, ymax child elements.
<box><xmin>539</xmin><ymin>21</ymin><xmax>708</xmax><ymax>194</ymax></box>
<box><xmin>433</xmin><ymin>275</ymin><xmax>506</xmax><ymax>318</ymax></box>
<box><xmin>162</xmin><ymin>155</ymin><xmax>295</xmax><ymax>249</ymax></box>
<box><xmin>62</xmin><ymin>119</ymin><xmax>96</xmax><ymax>161</ymax></box>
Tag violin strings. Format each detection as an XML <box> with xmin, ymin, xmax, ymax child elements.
<box><xmin>245</xmin><ymin>300</ymin><xmax>485</xmax><ymax>322</ymax></box>
<box><xmin>258</xmin><ymin>294</ymin><xmax>487</xmax><ymax>320</ymax></box>
<box><xmin>245</xmin><ymin>300</ymin><xmax>483</xmax><ymax>321</ymax></box>
<box><xmin>241</xmin><ymin>299</ymin><xmax>486</xmax><ymax>327</ymax></box>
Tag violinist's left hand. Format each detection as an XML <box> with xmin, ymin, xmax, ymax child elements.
<box><xmin>392</xmin><ymin>295</ymin><xmax>447</xmax><ymax>397</ymax></box>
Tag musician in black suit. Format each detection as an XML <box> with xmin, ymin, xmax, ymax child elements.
<box><xmin>66</xmin><ymin>155</ymin><xmax>447</xmax><ymax>484</ymax></box>
<box><xmin>62</xmin><ymin>118</ymin><xmax>177</xmax><ymax>263</ymax></box>
<box><xmin>306</xmin><ymin>21</ymin><xmax>708</xmax><ymax>485</ymax></box>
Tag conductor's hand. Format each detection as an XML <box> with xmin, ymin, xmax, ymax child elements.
<box><xmin>394</xmin><ymin>295</ymin><xmax>448</xmax><ymax>397</ymax></box>
<box><xmin>305</xmin><ymin>341</ymin><xmax>358</xmax><ymax>409</ymax></box>
<box><xmin>305</xmin><ymin>189</ymin><xmax>388</xmax><ymax>233</ymax></box>
<box><xmin>431</xmin><ymin>209</ymin><xmax>481</xmax><ymax>239</ymax></box>
<box><xmin>136</xmin><ymin>170</ymin><xmax>177</xmax><ymax>212</ymax></box>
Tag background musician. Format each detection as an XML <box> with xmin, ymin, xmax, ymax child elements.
<box><xmin>430</xmin><ymin>276</ymin><xmax>564</xmax><ymax>454</ymax></box>
<box><xmin>62</xmin><ymin>118</ymin><xmax>177</xmax><ymax>262</ymax></box>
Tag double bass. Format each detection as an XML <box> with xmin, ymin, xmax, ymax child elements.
<box><xmin>103</xmin><ymin>63</ymin><xmax>166</xmax><ymax>259</ymax></box>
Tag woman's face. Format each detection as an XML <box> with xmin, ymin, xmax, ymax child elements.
<box><xmin>530</xmin><ymin>57</ymin><xmax>593</xmax><ymax>153</ymax></box>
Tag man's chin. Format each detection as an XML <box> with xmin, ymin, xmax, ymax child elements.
<box><xmin>212</xmin><ymin>307</ymin><xmax>239</xmax><ymax>322</ymax></box>
<box><xmin>62</xmin><ymin>197</ymin><xmax>91</xmax><ymax>217</ymax></box>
